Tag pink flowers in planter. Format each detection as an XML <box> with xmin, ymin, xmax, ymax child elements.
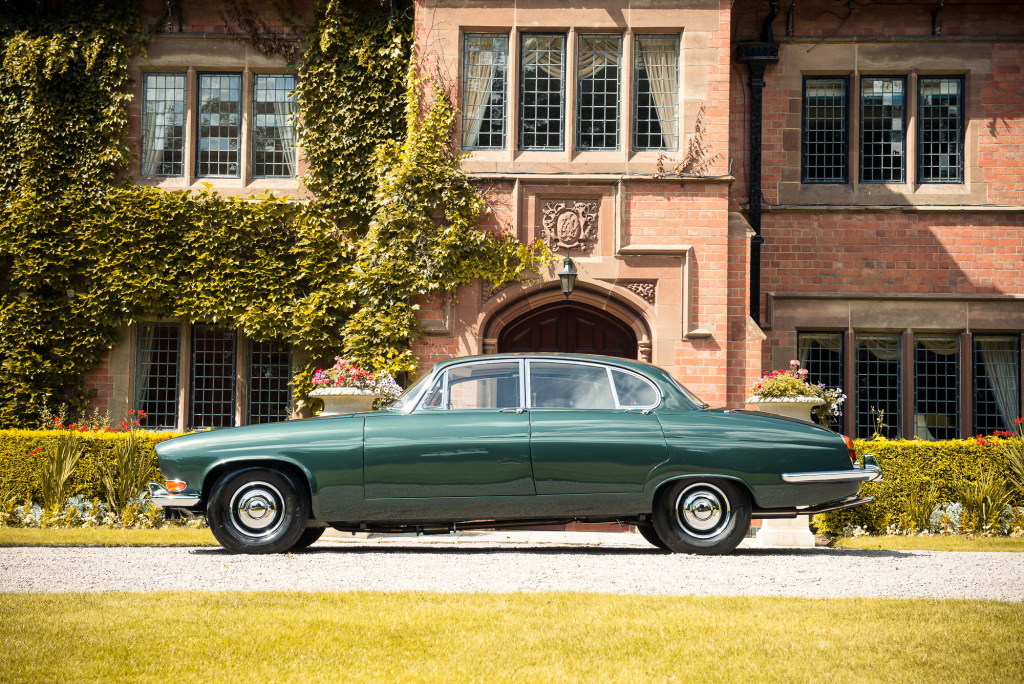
<box><xmin>311</xmin><ymin>357</ymin><xmax>402</xmax><ymax>399</ymax></box>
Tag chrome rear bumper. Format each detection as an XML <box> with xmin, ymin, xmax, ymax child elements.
<box><xmin>148</xmin><ymin>482</ymin><xmax>202</xmax><ymax>509</ymax></box>
<box><xmin>781</xmin><ymin>454</ymin><xmax>883</xmax><ymax>484</ymax></box>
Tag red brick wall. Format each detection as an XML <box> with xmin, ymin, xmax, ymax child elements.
<box><xmin>761</xmin><ymin>212</ymin><xmax>1024</xmax><ymax>298</ymax></box>
<box><xmin>979</xmin><ymin>44</ymin><xmax>1024</xmax><ymax>206</ymax></box>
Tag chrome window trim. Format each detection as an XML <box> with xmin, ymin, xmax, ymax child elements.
<box><xmin>525</xmin><ymin>359</ymin><xmax>662</xmax><ymax>410</ymax></box>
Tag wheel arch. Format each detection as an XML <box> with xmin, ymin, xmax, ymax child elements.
<box><xmin>201</xmin><ymin>458</ymin><xmax>315</xmax><ymax>519</ymax></box>
<box><xmin>646</xmin><ymin>473</ymin><xmax>755</xmax><ymax>511</ymax></box>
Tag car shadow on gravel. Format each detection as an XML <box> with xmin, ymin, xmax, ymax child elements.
<box><xmin>188</xmin><ymin>545</ymin><xmax>914</xmax><ymax>558</ymax></box>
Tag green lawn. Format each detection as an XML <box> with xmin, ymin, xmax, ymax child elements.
<box><xmin>833</xmin><ymin>535</ymin><xmax>1024</xmax><ymax>552</ymax></box>
<box><xmin>1</xmin><ymin>592</ymin><xmax>1021</xmax><ymax>683</ymax></box>
<box><xmin>0</xmin><ymin>527</ymin><xmax>216</xmax><ymax>547</ymax></box>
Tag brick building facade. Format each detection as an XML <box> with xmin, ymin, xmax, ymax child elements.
<box><xmin>85</xmin><ymin>0</ymin><xmax>1024</xmax><ymax>440</ymax></box>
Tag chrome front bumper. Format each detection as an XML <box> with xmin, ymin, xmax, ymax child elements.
<box><xmin>148</xmin><ymin>482</ymin><xmax>202</xmax><ymax>509</ymax></box>
<box><xmin>781</xmin><ymin>453</ymin><xmax>883</xmax><ymax>484</ymax></box>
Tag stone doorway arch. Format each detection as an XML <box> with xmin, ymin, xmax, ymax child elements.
<box><xmin>497</xmin><ymin>302</ymin><xmax>637</xmax><ymax>358</ymax></box>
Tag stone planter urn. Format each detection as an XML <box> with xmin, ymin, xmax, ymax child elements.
<box><xmin>309</xmin><ymin>387</ymin><xmax>378</xmax><ymax>417</ymax></box>
<box><xmin>745</xmin><ymin>395</ymin><xmax>826</xmax><ymax>548</ymax></box>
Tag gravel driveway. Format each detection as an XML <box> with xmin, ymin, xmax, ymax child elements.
<box><xmin>3</xmin><ymin>536</ymin><xmax>1023</xmax><ymax>601</ymax></box>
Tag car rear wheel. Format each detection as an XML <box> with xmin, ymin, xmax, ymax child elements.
<box><xmin>208</xmin><ymin>467</ymin><xmax>309</xmax><ymax>554</ymax></box>
<box><xmin>652</xmin><ymin>479</ymin><xmax>750</xmax><ymax>555</ymax></box>
<box><xmin>636</xmin><ymin>522</ymin><xmax>670</xmax><ymax>550</ymax></box>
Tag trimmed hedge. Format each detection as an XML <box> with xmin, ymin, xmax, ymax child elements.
<box><xmin>0</xmin><ymin>430</ymin><xmax>179</xmax><ymax>503</ymax></box>
<box><xmin>813</xmin><ymin>438</ymin><xmax>1024</xmax><ymax>536</ymax></box>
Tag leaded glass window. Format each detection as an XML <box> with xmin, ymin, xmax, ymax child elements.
<box><xmin>633</xmin><ymin>35</ymin><xmax>678</xmax><ymax>151</ymax></box>
<box><xmin>855</xmin><ymin>334</ymin><xmax>901</xmax><ymax>438</ymax></box>
<box><xmin>914</xmin><ymin>335</ymin><xmax>959</xmax><ymax>440</ymax></box>
<box><xmin>252</xmin><ymin>74</ymin><xmax>297</xmax><ymax>178</ymax></box>
<box><xmin>141</xmin><ymin>74</ymin><xmax>186</xmax><ymax>178</ymax></box>
<box><xmin>197</xmin><ymin>73</ymin><xmax>242</xmax><ymax>178</ymax></box>
<box><xmin>135</xmin><ymin>323</ymin><xmax>181</xmax><ymax>430</ymax></box>
<box><xmin>802</xmin><ymin>77</ymin><xmax>848</xmax><ymax>183</ymax></box>
<box><xmin>860</xmin><ymin>77</ymin><xmax>905</xmax><ymax>183</ymax></box>
<box><xmin>462</xmin><ymin>34</ymin><xmax>508</xmax><ymax>150</ymax></box>
<box><xmin>577</xmin><ymin>34</ymin><xmax>621</xmax><ymax>151</ymax></box>
<box><xmin>520</xmin><ymin>34</ymin><xmax>565</xmax><ymax>151</ymax></box>
<box><xmin>248</xmin><ymin>340</ymin><xmax>291</xmax><ymax>423</ymax></box>
<box><xmin>974</xmin><ymin>336</ymin><xmax>1020</xmax><ymax>433</ymax></box>
<box><xmin>190</xmin><ymin>324</ymin><xmax>236</xmax><ymax>429</ymax></box>
<box><xmin>798</xmin><ymin>332</ymin><xmax>844</xmax><ymax>428</ymax></box>
<box><xmin>918</xmin><ymin>76</ymin><xmax>964</xmax><ymax>184</ymax></box>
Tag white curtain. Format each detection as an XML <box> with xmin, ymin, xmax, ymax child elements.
<box><xmin>273</xmin><ymin>95</ymin><xmax>297</xmax><ymax>177</ymax></box>
<box><xmin>978</xmin><ymin>338</ymin><xmax>1020</xmax><ymax>428</ymax></box>
<box><xmin>463</xmin><ymin>51</ymin><xmax>498</xmax><ymax>148</ymax></box>
<box><xmin>860</xmin><ymin>334</ymin><xmax>900</xmax><ymax>361</ymax></box>
<box><xmin>134</xmin><ymin>324</ymin><xmax>155</xmax><ymax>418</ymax></box>
<box><xmin>636</xmin><ymin>36</ymin><xmax>678</xmax><ymax>149</ymax></box>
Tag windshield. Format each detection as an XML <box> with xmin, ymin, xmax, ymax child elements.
<box><xmin>385</xmin><ymin>372</ymin><xmax>434</xmax><ymax>412</ymax></box>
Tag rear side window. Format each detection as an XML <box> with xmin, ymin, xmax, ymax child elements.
<box><xmin>612</xmin><ymin>370</ymin><xmax>659</xmax><ymax>407</ymax></box>
<box><xmin>529</xmin><ymin>362</ymin><xmax>616</xmax><ymax>409</ymax></box>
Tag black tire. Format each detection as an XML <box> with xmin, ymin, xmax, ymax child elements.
<box><xmin>289</xmin><ymin>526</ymin><xmax>326</xmax><ymax>551</ymax></box>
<box><xmin>207</xmin><ymin>467</ymin><xmax>310</xmax><ymax>554</ymax></box>
<box><xmin>651</xmin><ymin>479</ymin><xmax>751</xmax><ymax>555</ymax></box>
<box><xmin>636</xmin><ymin>522</ymin><xmax>670</xmax><ymax>550</ymax></box>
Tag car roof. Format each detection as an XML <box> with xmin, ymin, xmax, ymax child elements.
<box><xmin>431</xmin><ymin>352</ymin><xmax>657</xmax><ymax>375</ymax></box>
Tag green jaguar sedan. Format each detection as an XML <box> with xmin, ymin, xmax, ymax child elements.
<box><xmin>151</xmin><ymin>353</ymin><xmax>881</xmax><ymax>555</ymax></box>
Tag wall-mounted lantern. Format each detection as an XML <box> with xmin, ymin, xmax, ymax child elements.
<box><xmin>558</xmin><ymin>255</ymin><xmax>578</xmax><ymax>299</ymax></box>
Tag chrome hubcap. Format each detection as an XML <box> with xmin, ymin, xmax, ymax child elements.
<box><xmin>674</xmin><ymin>483</ymin><xmax>731</xmax><ymax>539</ymax></box>
<box><xmin>229</xmin><ymin>482</ymin><xmax>284</xmax><ymax>538</ymax></box>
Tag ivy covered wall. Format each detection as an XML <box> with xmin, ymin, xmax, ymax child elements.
<box><xmin>0</xmin><ymin>0</ymin><xmax>546</xmax><ymax>427</ymax></box>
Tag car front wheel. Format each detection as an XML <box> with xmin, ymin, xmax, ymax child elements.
<box><xmin>651</xmin><ymin>479</ymin><xmax>750</xmax><ymax>555</ymax></box>
<box><xmin>208</xmin><ymin>467</ymin><xmax>310</xmax><ymax>554</ymax></box>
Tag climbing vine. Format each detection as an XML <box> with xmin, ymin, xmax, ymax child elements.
<box><xmin>0</xmin><ymin>0</ymin><xmax>547</xmax><ymax>427</ymax></box>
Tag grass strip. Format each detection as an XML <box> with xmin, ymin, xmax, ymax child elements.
<box><xmin>1</xmin><ymin>591</ymin><xmax>1021</xmax><ymax>683</ymax></box>
<box><xmin>0</xmin><ymin>527</ymin><xmax>216</xmax><ymax>547</ymax></box>
<box><xmin>834</xmin><ymin>535</ymin><xmax>1024</xmax><ymax>552</ymax></box>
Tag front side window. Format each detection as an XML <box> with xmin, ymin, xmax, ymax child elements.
<box><xmin>633</xmin><ymin>35</ymin><xmax>678</xmax><ymax>151</ymax></box>
<box><xmin>529</xmin><ymin>362</ymin><xmax>616</xmax><ymax>409</ymax></box>
<box><xmin>141</xmin><ymin>73</ymin><xmax>186</xmax><ymax>178</ymax></box>
<box><xmin>860</xmin><ymin>76</ymin><xmax>906</xmax><ymax>183</ymax></box>
<box><xmin>520</xmin><ymin>33</ymin><xmax>566</xmax><ymax>150</ymax></box>
<box><xmin>252</xmin><ymin>74</ymin><xmax>297</xmax><ymax>178</ymax></box>
<box><xmin>802</xmin><ymin>77</ymin><xmax>848</xmax><ymax>183</ymax></box>
<box><xmin>446</xmin><ymin>362</ymin><xmax>521</xmax><ymax>410</ymax></box>
<box><xmin>577</xmin><ymin>34</ymin><xmax>621</xmax><ymax>151</ymax></box>
<box><xmin>918</xmin><ymin>76</ymin><xmax>964</xmax><ymax>184</ymax></box>
<box><xmin>462</xmin><ymin>34</ymin><xmax>508</xmax><ymax>150</ymax></box>
<box><xmin>914</xmin><ymin>335</ymin><xmax>959</xmax><ymax>440</ymax></box>
<box><xmin>197</xmin><ymin>73</ymin><xmax>242</xmax><ymax>178</ymax></box>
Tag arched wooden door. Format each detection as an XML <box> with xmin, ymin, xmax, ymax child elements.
<box><xmin>497</xmin><ymin>303</ymin><xmax>638</xmax><ymax>358</ymax></box>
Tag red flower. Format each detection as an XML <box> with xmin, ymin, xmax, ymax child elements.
<box><xmin>1016</xmin><ymin>417</ymin><xmax>1024</xmax><ymax>425</ymax></box>
<box><xmin>975</xmin><ymin>435</ymin><xmax>993</xmax><ymax>446</ymax></box>
<box><xmin>138</xmin><ymin>410</ymin><xmax>148</xmax><ymax>419</ymax></box>
<box><xmin>29</xmin><ymin>447</ymin><xmax>42</xmax><ymax>456</ymax></box>
<box><xmin>993</xmin><ymin>430</ymin><xmax>1014</xmax><ymax>438</ymax></box>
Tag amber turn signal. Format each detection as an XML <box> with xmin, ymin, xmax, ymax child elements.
<box><xmin>841</xmin><ymin>435</ymin><xmax>857</xmax><ymax>463</ymax></box>
<box><xmin>165</xmin><ymin>480</ymin><xmax>187</xmax><ymax>493</ymax></box>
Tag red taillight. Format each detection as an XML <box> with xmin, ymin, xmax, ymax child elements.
<box><xmin>165</xmin><ymin>480</ymin><xmax>187</xmax><ymax>493</ymax></box>
<box><xmin>841</xmin><ymin>435</ymin><xmax>857</xmax><ymax>464</ymax></box>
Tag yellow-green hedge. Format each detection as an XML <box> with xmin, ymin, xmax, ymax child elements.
<box><xmin>812</xmin><ymin>438</ymin><xmax>1024</xmax><ymax>536</ymax></box>
<box><xmin>0</xmin><ymin>430</ymin><xmax>180</xmax><ymax>503</ymax></box>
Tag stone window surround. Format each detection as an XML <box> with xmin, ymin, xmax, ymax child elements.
<box><xmin>766</xmin><ymin>293</ymin><xmax>1024</xmax><ymax>438</ymax></box>
<box><xmin>776</xmin><ymin>40</ymin><xmax>986</xmax><ymax>207</ymax></box>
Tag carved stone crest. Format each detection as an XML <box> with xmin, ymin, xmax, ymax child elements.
<box><xmin>541</xmin><ymin>200</ymin><xmax>598</xmax><ymax>253</ymax></box>
<box><xmin>619</xmin><ymin>281</ymin><xmax>656</xmax><ymax>304</ymax></box>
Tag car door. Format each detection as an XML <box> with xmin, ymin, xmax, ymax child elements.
<box><xmin>363</xmin><ymin>359</ymin><xmax>534</xmax><ymax>500</ymax></box>
<box><xmin>527</xmin><ymin>360</ymin><xmax>668</xmax><ymax>494</ymax></box>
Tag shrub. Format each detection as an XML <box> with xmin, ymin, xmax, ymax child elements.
<box><xmin>812</xmin><ymin>438</ymin><xmax>1024</xmax><ymax>536</ymax></box>
<box><xmin>0</xmin><ymin>429</ymin><xmax>178</xmax><ymax>504</ymax></box>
